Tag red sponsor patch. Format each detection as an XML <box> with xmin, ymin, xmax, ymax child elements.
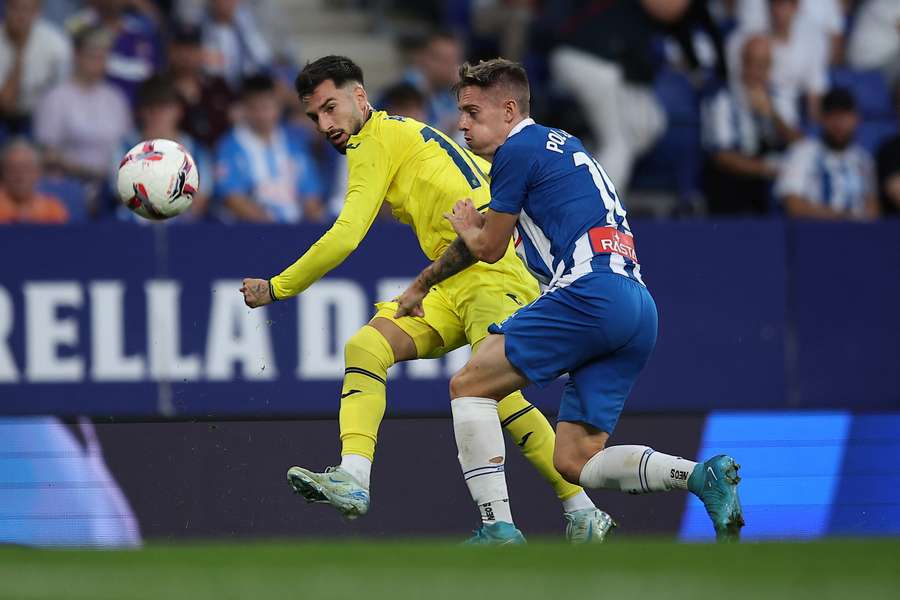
<box><xmin>588</xmin><ymin>227</ymin><xmax>638</xmax><ymax>263</ymax></box>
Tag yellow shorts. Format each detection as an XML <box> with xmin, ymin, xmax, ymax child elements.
<box><xmin>372</xmin><ymin>257</ymin><xmax>539</xmax><ymax>359</ymax></box>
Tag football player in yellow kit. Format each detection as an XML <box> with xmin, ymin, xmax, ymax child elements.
<box><xmin>239</xmin><ymin>56</ymin><xmax>614</xmax><ymax>543</ymax></box>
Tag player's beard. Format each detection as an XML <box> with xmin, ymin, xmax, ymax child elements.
<box><xmin>330</xmin><ymin>108</ymin><xmax>368</xmax><ymax>154</ymax></box>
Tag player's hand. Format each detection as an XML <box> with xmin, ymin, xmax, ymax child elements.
<box><xmin>444</xmin><ymin>198</ymin><xmax>483</xmax><ymax>235</ymax></box>
<box><xmin>395</xmin><ymin>280</ymin><xmax>428</xmax><ymax>318</ymax></box>
<box><xmin>241</xmin><ymin>278</ymin><xmax>272</xmax><ymax>308</ymax></box>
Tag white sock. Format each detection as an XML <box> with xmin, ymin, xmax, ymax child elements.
<box><xmin>579</xmin><ymin>445</ymin><xmax>698</xmax><ymax>494</ymax></box>
<box><xmin>561</xmin><ymin>490</ymin><xmax>596</xmax><ymax>514</ymax></box>
<box><xmin>339</xmin><ymin>454</ymin><xmax>372</xmax><ymax>490</ymax></box>
<box><xmin>451</xmin><ymin>396</ymin><xmax>514</xmax><ymax>525</ymax></box>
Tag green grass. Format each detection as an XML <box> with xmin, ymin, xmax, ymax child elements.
<box><xmin>1</xmin><ymin>538</ymin><xmax>898</xmax><ymax>600</ymax></box>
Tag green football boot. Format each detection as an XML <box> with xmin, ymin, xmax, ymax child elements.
<box><xmin>688</xmin><ymin>454</ymin><xmax>745</xmax><ymax>542</ymax></box>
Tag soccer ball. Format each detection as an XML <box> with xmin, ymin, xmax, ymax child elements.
<box><xmin>117</xmin><ymin>139</ymin><xmax>198</xmax><ymax>220</ymax></box>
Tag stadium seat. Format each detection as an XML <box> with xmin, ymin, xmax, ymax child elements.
<box><xmin>856</xmin><ymin>120</ymin><xmax>898</xmax><ymax>154</ymax></box>
<box><xmin>631</xmin><ymin>68</ymin><xmax>703</xmax><ymax>204</ymax></box>
<box><xmin>829</xmin><ymin>68</ymin><xmax>893</xmax><ymax>119</ymax></box>
<box><xmin>37</xmin><ymin>176</ymin><xmax>89</xmax><ymax>223</ymax></box>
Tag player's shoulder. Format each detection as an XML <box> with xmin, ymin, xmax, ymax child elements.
<box><xmin>349</xmin><ymin>110</ymin><xmax>414</xmax><ymax>153</ymax></box>
<box><xmin>495</xmin><ymin>121</ymin><xmax>543</xmax><ymax>161</ymax></box>
<box><xmin>497</xmin><ymin>120</ymin><xmax>581</xmax><ymax>164</ymax></box>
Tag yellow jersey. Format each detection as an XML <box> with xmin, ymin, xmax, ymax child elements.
<box><xmin>270</xmin><ymin>111</ymin><xmax>525</xmax><ymax>299</ymax></box>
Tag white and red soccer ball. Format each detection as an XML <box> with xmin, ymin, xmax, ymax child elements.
<box><xmin>117</xmin><ymin>139</ymin><xmax>198</xmax><ymax>220</ymax></box>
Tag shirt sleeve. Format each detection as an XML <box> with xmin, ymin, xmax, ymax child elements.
<box><xmin>702</xmin><ymin>91</ymin><xmax>737</xmax><ymax>152</ymax></box>
<box><xmin>214</xmin><ymin>138</ymin><xmax>253</xmax><ymax>199</ymax></box>
<box><xmin>861</xmin><ymin>150</ymin><xmax>877</xmax><ymax>199</ymax></box>
<box><xmin>488</xmin><ymin>144</ymin><xmax>530</xmax><ymax>215</ymax></box>
<box><xmin>270</xmin><ymin>137</ymin><xmax>394</xmax><ymax>299</ymax></box>
<box><xmin>775</xmin><ymin>140</ymin><xmax>815</xmax><ymax>199</ymax></box>
<box><xmin>295</xmin><ymin>151</ymin><xmax>323</xmax><ymax>198</ymax></box>
<box><xmin>33</xmin><ymin>89</ymin><xmax>65</xmax><ymax>149</ymax></box>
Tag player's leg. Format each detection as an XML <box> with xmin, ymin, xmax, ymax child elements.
<box><xmin>496</xmin><ymin>392</ymin><xmax>598</xmax><ymax>503</ymax></box>
<box><xmin>334</xmin><ymin>317</ymin><xmax>421</xmax><ymax>483</ymax></box>
<box><xmin>449</xmin><ymin>333</ymin><xmax>530</xmax><ymax>543</ymax></box>
<box><xmin>458</xmin><ymin>275</ymin><xmax>607</xmax><ymax>537</ymax></box>
<box><xmin>287</xmin><ymin>298</ymin><xmax>454</xmax><ymax>518</ymax></box>
<box><xmin>554</xmin><ymin>290</ymin><xmax>744</xmax><ymax>541</ymax></box>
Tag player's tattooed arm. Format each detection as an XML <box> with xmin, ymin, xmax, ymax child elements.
<box><xmin>395</xmin><ymin>198</ymin><xmax>519</xmax><ymax>318</ymax></box>
<box><xmin>395</xmin><ymin>237</ymin><xmax>475</xmax><ymax>318</ymax></box>
<box><xmin>419</xmin><ymin>236</ymin><xmax>477</xmax><ymax>288</ymax></box>
<box><xmin>447</xmin><ymin>198</ymin><xmax>518</xmax><ymax>263</ymax></box>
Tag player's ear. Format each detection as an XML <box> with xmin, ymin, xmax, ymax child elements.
<box><xmin>353</xmin><ymin>84</ymin><xmax>368</xmax><ymax>111</ymax></box>
<box><xmin>504</xmin><ymin>99</ymin><xmax>517</xmax><ymax>123</ymax></box>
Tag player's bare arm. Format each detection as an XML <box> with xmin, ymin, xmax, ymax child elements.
<box><xmin>446</xmin><ymin>199</ymin><xmax>518</xmax><ymax>263</ymax></box>
<box><xmin>395</xmin><ymin>199</ymin><xmax>517</xmax><ymax>317</ymax></box>
<box><xmin>394</xmin><ymin>237</ymin><xmax>475</xmax><ymax>318</ymax></box>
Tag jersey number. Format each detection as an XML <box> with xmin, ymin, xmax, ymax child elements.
<box><xmin>420</xmin><ymin>126</ymin><xmax>482</xmax><ymax>189</ymax></box>
<box><xmin>573</xmin><ymin>152</ymin><xmax>630</xmax><ymax>231</ymax></box>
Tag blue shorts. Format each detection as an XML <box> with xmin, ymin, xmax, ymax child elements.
<box><xmin>488</xmin><ymin>272</ymin><xmax>658</xmax><ymax>434</ymax></box>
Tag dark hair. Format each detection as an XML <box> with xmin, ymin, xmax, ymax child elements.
<box><xmin>295</xmin><ymin>55</ymin><xmax>364</xmax><ymax>99</ymax></box>
<box><xmin>455</xmin><ymin>58</ymin><xmax>530</xmax><ymax>115</ymax></box>
<box><xmin>379</xmin><ymin>82</ymin><xmax>426</xmax><ymax>112</ymax></box>
<box><xmin>169</xmin><ymin>22</ymin><xmax>202</xmax><ymax>46</ymax></box>
<box><xmin>240</xmin><ymin>73</ymin><xmax>277</xmax><ymax>100</ymax></box>
<box><xmin>136</xmin><ymin>75</ymin><xmax>180</xmax><ymax>109</ymax></box>
<box><xmin>822</xmin><ymin>87</ymin><xmax>857</xmax><ymax>113</ymax></box>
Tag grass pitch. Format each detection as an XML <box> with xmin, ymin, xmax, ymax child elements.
<box><xmin>1</xmin><ymin>538</ymin><xmax>898</xmax><ymax>600</ymax></box>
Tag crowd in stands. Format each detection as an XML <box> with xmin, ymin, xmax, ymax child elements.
<box><xmin>0</xmin><ymin>0</ymin><xmax>898</xmax><ymax>226</ymax></box>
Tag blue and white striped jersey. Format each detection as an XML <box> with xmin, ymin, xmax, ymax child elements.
<box><xmin>488</xmin><ymin>119</ymin><xmax>643</xmax><ymax>292</ymax></box>
<box><xmin>775</xmin><ymin>138</ymin><xmax>875</xmax><ymax>216</ymax></box>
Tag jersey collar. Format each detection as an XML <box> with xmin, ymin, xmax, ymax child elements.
<box><xmin>507</xmin><ymin>117</ymin><xmax>535</xmax><ymax>139</ymax></box>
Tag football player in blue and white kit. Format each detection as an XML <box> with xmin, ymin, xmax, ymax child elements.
<box><xmin>397</xmin><ymin>59</ymin><xmax>744</xmax><ymax>544</ymax></box>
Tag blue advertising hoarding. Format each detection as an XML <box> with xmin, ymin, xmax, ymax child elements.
<box><xmin>0</xmin><ymin>220</ymin><xmax>897</xmax><ymax>417</ymax></box>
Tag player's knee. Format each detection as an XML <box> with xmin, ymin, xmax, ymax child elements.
<box><xmin>450</xmin><ymin>363</ymin><xmax>483</xmax><ymax>398</ymax></box>
<box><xmin>344</xmin><ymin>325</ymin><xmax>395</xmax><ymax>370</ymax></box>
<box><xmin>553</xmin><ymin>451</ymin><xmax>585</xmax><ymax>485</ymax></box>
<box><xmin>448</xmin><ymin>369</ymin><xmax>468</xmax><ymax>399</ymax></box>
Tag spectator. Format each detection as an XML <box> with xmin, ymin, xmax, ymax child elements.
<box><xmin>215</xmin><ymin>74</ymin><xmax>323</xmax><ymax>223</ymax></box>
<box><xmin>729</xmin><ymin>0</ymin><xmax>829</xmax><ymax>126</ymax></box>
<box><xmin>736</xmin><ymin>0</ymin><xmax>845</xmax><ymax>63</ymax></box>
<box><xmin>401</xmin><ymin>29</ymin><xmax>463</xmax><ymax>134</ymax></box>
<box><xmin>847</xmin><ymin>0</ymin><xmax>900</xmax><ymax>85</ymax></box>
<box><xmin>0</xmin><ymin>138</ymin><xmax>68</xmax><ymax>224</ymax></box>
<box><xmin>34</xmin><ymin>25</ymin><xmax>132</xmax><ymax>211</ymax></box>
<box><xmin>66</xmin><ymin>0</ymin><xmax>163</xmax><ymax>103</ymax></box>
<box><xmin>702</xmin><ymin>34</ymin><xmax>801</xmax><ymax>214</ymax></box>
<box><xmin>379</xmin><ymin>81</ymin><xmax>428</xmax><ymax>123</ymax></box>
<box><xmin>202</xmin><ymin>0</ymin><xmax>273</xmax><ymax>90</ymax></box>
<box><xmin>166</xmin><ymin>22</ymin><xmax>233</xmax><ymax>148</ymax></box>
<box><xmin>875</xmin><ymin>82</ymin><xmax>900</xmax><ymax>216</ymax></box>
<box><xmin>467</xmin><ymin>0</ymin><xmax>536</xmax><ymax>63</ymax></box>
<box><xmin>112</xmin><ymin>75</ymin><xmax>212</xmax><ymax>222</ymax></box>
<box><xmin>776</xmin><ymin>87</ymin><xmax>879</xmax><ymax>220</ymax></box>
<box><xmin>0</xmin><ymin>0</ymin><xmax>72</xmax><ymax>135</ymax></box>
<box><xmin>546</xmin><ymin>0</ymin><xmax>673</xmax><ymax>192</ymax></box>
<box><xmin>39</xmin><ymin>0</ymin><xmax>82</xmax><ymax>28</ymax></box>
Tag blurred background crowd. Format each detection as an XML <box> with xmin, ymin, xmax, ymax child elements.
<box><xmin>0</xmin><ymin>0</ymin><xmax>899</xmax><ymax>226</ymax></box>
